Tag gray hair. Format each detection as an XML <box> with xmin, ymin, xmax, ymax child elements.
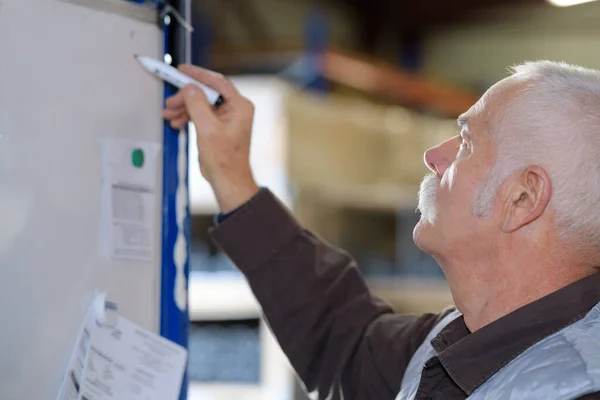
<box><xmin>471</xmin><ymin>61</ymin><xmax>600</xmax><ymax>252</ymax></box>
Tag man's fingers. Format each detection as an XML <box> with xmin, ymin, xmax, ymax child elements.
<box><xmin>182</xmin><ymin>84</ymin><xmax>217</xmax><ymax>130</ymax></box>
<box><xmin>179</xmin><ymin>64</ymin><xmax>240</xmax><ymax>101</ymax></box>
<box><xmin>170</xmin><ymin>117</ymin><xmax>189</xmax><ymax>129</ymax></box>
<box><xmin>162</xmin><ymin>107</ymin><xmax>187</xmax><ymax>120</ymax></box>
<box><xmin>165</xmin><ymin>91</ymin><xmax>185</xmax><ymax>109</ymax></box>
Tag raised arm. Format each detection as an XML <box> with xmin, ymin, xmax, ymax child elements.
<box><xmin>209</xmin><ymin>188</ymin><xmax>453</xmax><ymax>399</ymax></box>
<box><xmin>162</xmin><ymin>66</ymin><xmax>453</xmax><ymax>399</ymax></box>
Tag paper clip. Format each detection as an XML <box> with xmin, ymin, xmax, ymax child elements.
<box><xmin>94</xmin><ymin>292</ymin><xmax>119</xmax><ymax>328</ymax></box>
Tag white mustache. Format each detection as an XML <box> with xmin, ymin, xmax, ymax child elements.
<box><xmin>417</xmin><ymin>174</ymin><xmax>440</xmax><ymax>222</ymax></box>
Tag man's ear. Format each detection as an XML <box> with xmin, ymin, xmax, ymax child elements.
<box><xmin>500</xmin><ymin>166</ymin><xmax>552</xmax><ymax>233</ymax></box>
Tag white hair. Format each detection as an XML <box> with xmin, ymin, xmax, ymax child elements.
<box><xmin>471</xmin><ymin>60</ymin><xmax>600</xmax><ymax>253</ymax></box>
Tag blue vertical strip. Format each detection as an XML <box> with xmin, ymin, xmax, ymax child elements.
<box><xmin>304</xmin><ymin>7</ymin><xmax>329</xmax><ymax>93</ymax></box>
<box><xmin>160</xmin><ymin>14</ymin><xmax>190</xmax><ymax>400</ymax></box>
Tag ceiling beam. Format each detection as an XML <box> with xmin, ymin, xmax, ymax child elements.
<box><xmin>321</xmin><ymin>49</ymin><xmax>479</xmax><ymax>117</ymax></box>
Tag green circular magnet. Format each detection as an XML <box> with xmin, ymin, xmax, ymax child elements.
<box><xmin>131</xmin><ymin>148</ymin><xmax>145</xmax><ymax>168</ymax></box>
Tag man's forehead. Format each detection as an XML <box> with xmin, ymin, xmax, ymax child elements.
<box><xmin>457</xmin><ymin>102</ymin><xmax>484</xmax><ymax>128</ymax></box>
<box><xmin>456</xmin><ymin>77</ymin><xmax>518</xmax><ymax>128</ymax></box>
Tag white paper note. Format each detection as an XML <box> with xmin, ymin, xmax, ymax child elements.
<box><xmin>100</xmin><ymin>139</ymin><xmax>161</xmax><ymax>261</ymax></box>
<box><xmin>56</xmin><ymin>301</ymin><xmax>97</xmax><ymax>400</ymax></box>
<box><xmin>57</xmin><ymin>293</ymin><xmax>187</xmax><ymax>400</ymax></box>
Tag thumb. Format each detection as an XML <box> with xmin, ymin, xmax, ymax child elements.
<box><xmin>182</xmin><ymin>84</ymin><xmax>217</xmax><ymax>129</ymax></box>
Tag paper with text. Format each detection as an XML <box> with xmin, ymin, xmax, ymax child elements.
<box><xmin>100</xmin><ymin>139</ymin><xmax>160</xmax><ymax>261</ymax></box>
<box><xmin>57</xmin><ymin>294</ymin><xmax>187</xmax><ymax>400</ymax></box>
<box><xmin>56</xmin><ymin>302</ymin><xmax>96</xmax><ymax>400</ymax></box>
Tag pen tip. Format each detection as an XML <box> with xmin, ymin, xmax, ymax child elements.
<box><xmin>134</xmin><ymin>54</ymin><xmax>138</xmax><ymax>59</ymax></box>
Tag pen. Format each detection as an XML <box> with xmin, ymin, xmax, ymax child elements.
<box><xmin>135</xmin><ymin>55</ymin><xmax>225</xmax><ymax>107</ymax></box>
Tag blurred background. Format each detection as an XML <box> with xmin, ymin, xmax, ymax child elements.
<box><xmin>184</xmin><ymin>0</ymin><xmax>600</xmax><ymax>398</ymax></box>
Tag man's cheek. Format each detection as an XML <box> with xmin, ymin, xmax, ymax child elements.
<box><xmin>444</xmin><ymin>163</ymin><xmax>458</xmax><ymax>188</ymax></box>
<box><xmin>435</xmin><ymin>187</ymin><xmax>451</xmax><ymax>211</ymax></box>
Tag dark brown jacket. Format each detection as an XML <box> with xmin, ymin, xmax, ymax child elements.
<box><xmin>209</xmin><ymin>189</ymin><xmax>600</xmax><ymax>400</ymax></box>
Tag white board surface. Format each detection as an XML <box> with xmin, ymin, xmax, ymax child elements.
<box><xmin>0</xmin><ymin>1</ymin><xmax>164</xmax><ymax>399</ymax></box>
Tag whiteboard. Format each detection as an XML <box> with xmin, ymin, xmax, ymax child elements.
<box><xmin>0</xmin><ymin>1</ymin><xmax>164</xmax><ymax>399</ymax></box>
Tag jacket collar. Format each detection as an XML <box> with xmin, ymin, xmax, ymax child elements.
<box><xmin>430</xmin><ymin>272</ymin><xmax>600</xmax><ymax>395</ymax></box>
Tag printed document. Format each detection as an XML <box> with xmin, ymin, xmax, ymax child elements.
<box><xmin>100</xmin><ymin>139</ymin><xmax>161</xmax><ymax>261</ymax></box>
<box><xmin>57</xmin><ymin>293</ymin><xmax>187</xmax><ymax>400</ymax></box>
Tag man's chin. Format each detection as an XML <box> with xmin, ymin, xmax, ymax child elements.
<box><xmin>413</xmin><ymin>216</ymin><xmax>434</xmax><ymax>253</ymax></box>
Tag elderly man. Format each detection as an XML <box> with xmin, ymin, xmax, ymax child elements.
<box><xmin>163</xmin><ymin>61</ymin><xmax>600</xmax><ymax>399</ymax></box>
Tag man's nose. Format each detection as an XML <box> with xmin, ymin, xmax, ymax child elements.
<box><xmin>423</xmin><ymin>136</ymin><xmax>460</xmax><ymax>176</ymax></box>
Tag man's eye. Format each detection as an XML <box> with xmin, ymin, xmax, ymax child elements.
<box><xmin>457</xmin><ymin>138</ymin><xmax>470</xmax><ymax>157</ymax></box>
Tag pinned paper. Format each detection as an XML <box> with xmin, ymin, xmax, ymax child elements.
<box><xmin>100</xmin><ymin>139</ymin><xmax>161</xmax><ymax>261</ymax></box>
<box><xmin>56</xmin><ymin>292</ymin><xmax>187</xmax><ymax>400</ymax></box>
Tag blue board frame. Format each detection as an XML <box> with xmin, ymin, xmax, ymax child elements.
<box><xmin>159</xmin><ymin>2</ymin><xmax>191</xmax><ymax>400</ymax></box>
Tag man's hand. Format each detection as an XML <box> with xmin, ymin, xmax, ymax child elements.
<box><xmin>162</xmin><ymin>65</ymin><xmax>259</xmax><ymax>213</ymax></box>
